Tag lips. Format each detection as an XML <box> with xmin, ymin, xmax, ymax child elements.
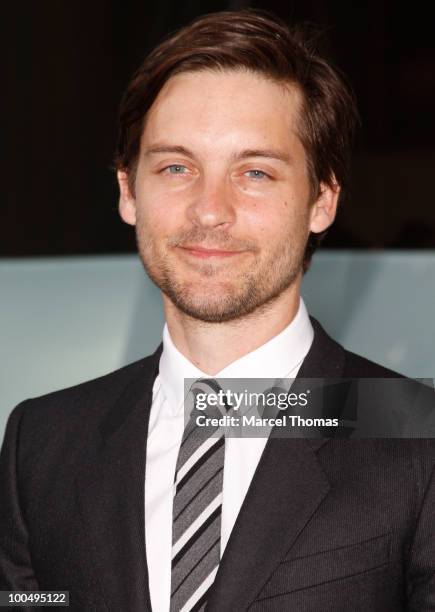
<box><xmin>179</xmin><ymin>245</ymin><xmax>245</xmax><ymax>258</ymax></box>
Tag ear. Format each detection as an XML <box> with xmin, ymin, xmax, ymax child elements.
<box><xmin>309</xmin><ymin>180</ymin><xmax>341</xmax><ymax>234</ymax></box>
<box><xmin>117</xmin><ymin>170</ymin><xmax>136</xmax><ymax>226</ymax></box>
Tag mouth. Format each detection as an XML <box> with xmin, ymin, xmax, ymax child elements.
<box><xmin>178</xmin><ymin>245</ymin><xmax>247</xmax><ymax>259</ymax></box>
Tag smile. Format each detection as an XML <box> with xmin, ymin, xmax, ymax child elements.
<box><xmin>178</xmin><ymin>246</ymin><xmax>247</xmax><ymax>259</ymax></box>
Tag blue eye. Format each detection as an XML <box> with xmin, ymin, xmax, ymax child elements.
<box><xmin>245</xmin><ymin>169</ymin><xmax>268</xmax><ymax>180</ymax></box>
<box><xmin>166</xmin><ymin>165</ymin><xmax>188</xmax><ymax>174</ymax></box>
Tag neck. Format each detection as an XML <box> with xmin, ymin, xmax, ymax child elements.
<box><xmin>162</xmin><ymin>281</ymin><xmax>302</xmax><ymax>375</ymax></box>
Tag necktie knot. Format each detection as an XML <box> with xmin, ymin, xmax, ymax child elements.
<box><xmin>184</xmin><ymin>378</ymin><xmax>230</xmax><ymax>430</ymax></box>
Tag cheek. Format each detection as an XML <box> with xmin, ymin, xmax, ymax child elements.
<box><xmin>135</xmin><ymin>191</ymin><xmax>181</xmax><ymax>234</ymax></box>
<box><xmin>245</xmin><ymin>198</ymin><xmax>302</xmax><ymax>238</ymax></box>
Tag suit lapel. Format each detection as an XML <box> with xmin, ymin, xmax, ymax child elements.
<box><xmin>206</xmin><ymin>317</ymin><xmax>346</xmax><ymax>611</ymax></box>
<box><xmin>75</xmin><ymin>344</ymin><xmax>163</xmax><ymax>611</ymax></box>
<box><xmin>205</xmin><ymin>437</ymin><xmax>330</xmax><ymax>611</ymax></box>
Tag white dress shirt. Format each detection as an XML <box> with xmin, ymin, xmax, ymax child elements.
<box><xmin>145</xmin><ymin>298</ymin><xmax>314</xmax><ymax>612</ymax></box>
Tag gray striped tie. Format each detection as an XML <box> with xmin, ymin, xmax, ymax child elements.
<box><xmin>170</xmin><ymin>378</ymin><xmax>228</xmax><ymax>612</ymax></box>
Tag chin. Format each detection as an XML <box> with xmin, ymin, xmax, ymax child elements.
<box><xmin>174</xmin><ymin>304</ymin><xmax>249</xmax><ymax>323</ymax></box>
<box><xmin>165</xmin><ymin>287</ymin><xmax>265</xmax><ymax>322</ymax></box>
<box><xmin>173</xmin><ymin>295</ymin><xmax>237</xmax><ymax>319</ymax></box>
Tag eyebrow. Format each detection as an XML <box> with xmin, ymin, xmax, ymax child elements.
<box><xmin>144</xmin><ymin>144</ymin><xmax>291</xmax><ymax>164</ymax></box>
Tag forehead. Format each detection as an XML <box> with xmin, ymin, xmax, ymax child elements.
<box><xmin>141</xmin><ymin>69</ymin><xmax>304</xmax><ymax>153</ymax></box>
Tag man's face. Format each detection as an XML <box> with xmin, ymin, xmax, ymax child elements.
<box><xmin>118</xmin><ymin>69</ymin><xmax>337</xmax><ymax>323</ymax></box>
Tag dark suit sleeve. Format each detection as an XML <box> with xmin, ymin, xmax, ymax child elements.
<box><xmin>0</xmin><ymin>401</ymin><xmax>39</xmax><ymax>591</ymax></box>
<box><xmin>406</xmin><ymin>458</ymin><xmax>435</xmax><ymax>610</ymax></box>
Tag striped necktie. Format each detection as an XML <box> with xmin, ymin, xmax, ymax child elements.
<box><xmin>170</xmin><ymin>378</ymin><xmax>228</xmax><ymax>612</ymax></box>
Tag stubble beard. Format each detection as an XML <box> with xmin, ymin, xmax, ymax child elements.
<box><xmin>135</xmin><ymin>220</ymin><xmax>307</xmax><ymax>324</ymax></box>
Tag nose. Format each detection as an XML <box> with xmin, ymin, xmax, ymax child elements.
<box><xmin>186</xmin><ymin>175</ymin><xmax>236</xmax><ymax>229</ymax></box>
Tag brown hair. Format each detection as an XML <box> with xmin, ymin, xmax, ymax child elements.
<box><xmin>115</xmin><ymin>8</ymin><xmax>359</xmax><ymax>271</ymax></box>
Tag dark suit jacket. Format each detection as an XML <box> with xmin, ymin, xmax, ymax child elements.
<box><xmin>1</xmin><ymin>318</ymin><xmax>434</xmax><ymax>611</ymax></box>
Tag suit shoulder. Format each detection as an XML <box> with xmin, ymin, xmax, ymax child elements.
<box><xmin>307</xmin><ymin>317</ymin><xmax>406</xmax><ymax>379</ymax></box>
<box><xmin>7</xmin><ymin>347</ymin><xmax>162</xmax><ymax>429</ymax></box>
<box><xmin>28</xmin><ymin>355</ymin><xmax>152</xmax><ymax>403</ymax></box>
<box><xmin>343</xmin><ymin>349</ymin><xmax>405</xmax><ymax>378</ymax></box>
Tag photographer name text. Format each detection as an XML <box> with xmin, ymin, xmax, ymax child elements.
<box><xmin>195</xmin><ymin>414</ymin><xmax>339</xmax><ymax>428</ymax></box>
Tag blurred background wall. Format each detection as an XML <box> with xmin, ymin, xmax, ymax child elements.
<box><xmin>1</xmin><ymin>252</ymin><xmax>434</xmax><ymax>438</ymax></box>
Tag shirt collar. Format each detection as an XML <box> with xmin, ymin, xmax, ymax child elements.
<box><xmin>158</xmin><ymin>297</ymin><xmax>314</xmax><ymax>416</ymax></box>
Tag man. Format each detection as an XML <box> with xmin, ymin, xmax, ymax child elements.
<box><xmin>1</xmin><ymin>9</ymin><xmax>434</xmax><ymax>612</ymax></box>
